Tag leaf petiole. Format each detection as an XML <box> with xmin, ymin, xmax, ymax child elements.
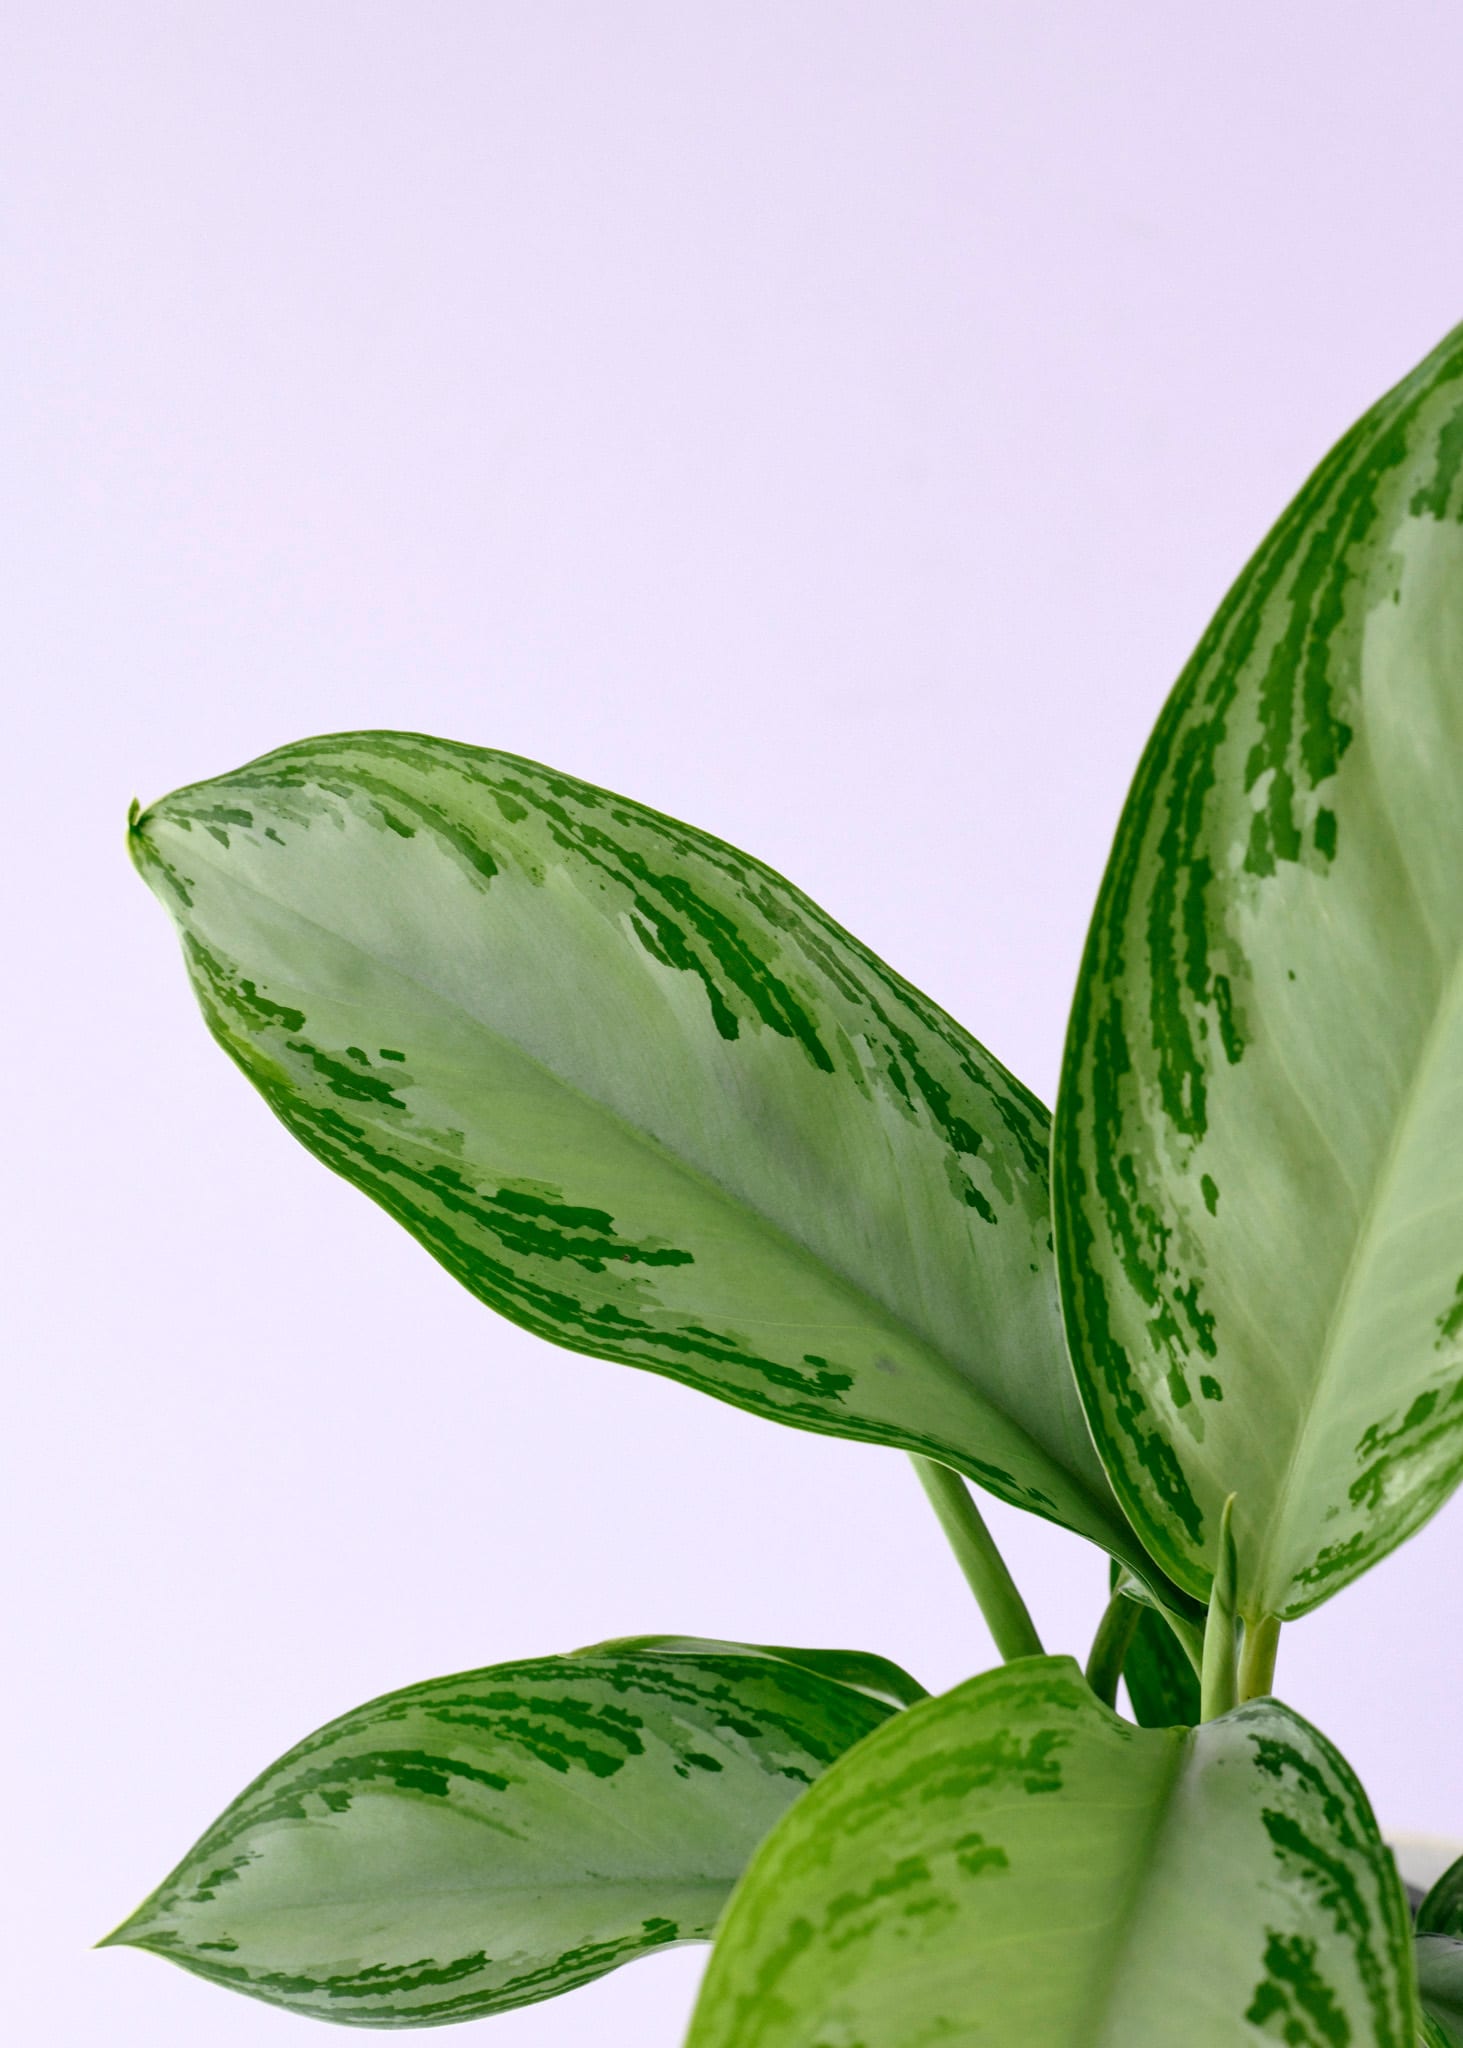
<box><xmin>1084</xmin><ymin>1585</ymin><xmax>1143</xmax><ymax>1708</ymax></box>
<box><xmin>910</xmin><ymin>1456</ymin><xmax>1044</xmax><ymax>1662</ymax></box>
<box><xmin>1238</xmin><ymin>1613</ymin><xmax>1281</xmax><ymax>1702</ymax></box>
<box><xmin>1199</xmin><ymin>1494</ymin><xmax>1239</xmax><ymax>1721</ymax></box>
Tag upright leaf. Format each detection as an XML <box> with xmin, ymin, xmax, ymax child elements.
<box><xmin>129</xmin><ymin>733</ymin><xmax>1160</xmax><ymax>1579</ymax></box>
<box><xmin>687</xmin><ymin>1656</ymin><xmax>1416</xmax><ymax>2048</ymax></box>
<box><xmin>101</xmin><ymin>1641</ymin><xmax>895</xmax><ymax>2027</ymax></box>
<box><xmin>1055</xmin><ymin>323</ymin><xmax>1463</xmax><ymax>1619</ymax></box>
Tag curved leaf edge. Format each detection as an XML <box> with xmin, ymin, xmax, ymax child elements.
<box><xmin>1052</xmin><ymin>320</ymin><xmax>1463</xmax><ymax>1615</ymax></box>
<box><xmin>131</xmin><ymin>734</ymin><xmax>1197</xmax><ymax>1620</ymax></box>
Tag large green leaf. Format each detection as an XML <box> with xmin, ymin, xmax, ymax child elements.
<box><xmin>1054</xmin><ymin>323</ymin><xmax>1463</xmax><ymax>1620</ymax></box>
<box><xmin>1417</xmin><ymin>1938</ymin><xmax>1463</xmax><ymax>2045</ymax></box>
<box><xmin>100</xmin><ymin>1640</ymin><xmax>895</xmax><ymax>2027</ymax></box>
<box><xmin>686</xmin><ymin>1655</ymin><xmax>1416</xmax><ymax>2048</ymax></box>
<box><xmin>128</xmin><ymin>733</ymin><xmax>1159</xmax><ymax>1578</ymax></box>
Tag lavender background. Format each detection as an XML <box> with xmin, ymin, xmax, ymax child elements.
<box><xmin>5</xmin><ymin>6</ymin><xmax>1462</xmax><ymax>2042</ymax></box>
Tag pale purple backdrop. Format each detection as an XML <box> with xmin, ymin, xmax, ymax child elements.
<box><xmin>4</xmin><ymin>6</ymin><xmax>1461</xmax><ymax>2043</ymax></box>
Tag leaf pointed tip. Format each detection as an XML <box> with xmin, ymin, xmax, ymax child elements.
<box><xmin>94</xmin><ymin>1910</ymin><xmax>145</xmax><ymax>1951</ymax></box>
<box><xmin>125</xmin><ymin>795</ymin><xmax>155</xmax><ymax>879</ymax></box>
<box><xmin>95</xmin><ymin>1886</ymin><xmax>168</xmax><ymax>1953</ymax></box>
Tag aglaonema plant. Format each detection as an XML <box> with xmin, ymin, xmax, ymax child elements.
<box><xmin>106</xmin><ymin>323</ymin><xmax>1463</xmax><ymax>2045</ymax></box>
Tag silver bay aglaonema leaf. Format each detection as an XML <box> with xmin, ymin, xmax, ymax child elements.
<box><xmin>686</xmin><ymin>1655</ymin><xmax>1416</xmax><ymax>2048</ymax></box>
<box><xmin>101</xmin><ymin>1641</ymin><xmax>896</xmax><ymax>2027</ymax></box>
<box><xmin>1054</xmin><ymin>322</ymin><xmax>1463</xmax><ymax>1620</ymax></box>
<box><xmin>129</xmin><ymin>732</ymin><xmax>1161</xmax><ymax>1580</ymax></box>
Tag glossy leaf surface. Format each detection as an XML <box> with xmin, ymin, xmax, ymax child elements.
<box><xmin>129</xmin><ymin>732</ymin><xmax>1151</xmax><ymax>1572</ymax></box>
<box><xmin>102</xmin><ymin>1642</ymin><xmax>895</xmax><ymax>2027</ymax></box>
<box><xmin>1055</xmin><ymin>323</ymin><xmax>1463</xmax><ymax>1618</ymax></box>
<box><xmin>687</xmin><ymin>1656</ymin><xmax>1415</xmax><ymax>2048</ymax></box>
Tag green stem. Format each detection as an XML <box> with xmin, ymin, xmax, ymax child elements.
<box><xmin>1085</xmin><ymin>1587</ymin><xmax>1142</xmax><ymax>1708</ymax></box>
<box><xmin>910</xmin><ymin>1456</ymin><xmax>1044</xmax><ymax>1662</ymax></box>
<box><xmin>1081</xmin><ymin>1581</ymin><xmax>1139</xmax><ymax>1712</ymax></box>
<box><xmin>1238</xmin><ymin>1613</ymin><xmax>1281</xmax><ymax>1702</ymax></box>
<box><xmin>1199</xmin><ymin>1494</ymin><xmax>1239</xmax><ymax>1722</ymax></box>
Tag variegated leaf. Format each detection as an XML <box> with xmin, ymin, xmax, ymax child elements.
<box><xmin>129</xmin><ymin>732</ymin><xmax>1168</xmax><ymax>1585</ymax></box>
<box><xmin>101</xmin><ymin>1641</ymin><xmax>895</xmax><ymax>2027</ymax></box>
<box><xmin>1055</xmin><ymin>322</ymin><xmax>1463</xmax><ymax>1620</ymax></box>
<box><xmin>686</xmin><ymin>1656</ymin><xmax>1417</xmax><ymax>2048</ymax></box>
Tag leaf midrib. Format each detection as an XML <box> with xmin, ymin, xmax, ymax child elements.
<box><xmin>1078</xmin><ymin>1725</ymin><xmax>1191</xmax><ymax>2048</ymax></box>
<box><xmin>1258</xmin><ymin>919</ymin><xmax>1463</xmax><ymax>1615</ymax></box>
<box><xmin>146</xmin><ymin>1872</ymin><xmax>735</xmax><ymax>1927</ymax></box>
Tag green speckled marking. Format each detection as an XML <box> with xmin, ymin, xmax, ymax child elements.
<box><xmin>1437</xmin><ymin>1278</ymin><xmax>1463</xmax><ymax>1349</ymax></box>
<box><xmin>130</xmin><ymin>729</ymin><xmax>1183</xmax><ymax>1593</ymax></box>
<box><xmin>103</xmin><ymin>1643</ymin><xmax>895</xmax><ymax>2027</ymax></box>
<box><xmin>687</xmin><ymin>1660</ymin><xmax>1415</xmax><ymax>2048</ymax></box>
<box><xmin>1246</xmin><ymin>1930</ymin><xmax>1350</xmax><ymax>2046</ymax></box>
<box><xmin>1055</xmin><ymin>322</ymin><xmax>1463</xmax><ymax>1618</ymax></box>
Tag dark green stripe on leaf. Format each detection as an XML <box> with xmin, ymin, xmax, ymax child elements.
<box><xmin>103</xmin><ymin>1642</ymin><xmax>899</xmax><ymax>2027</ymax></box>
<box><xmin>1055</xmin><ymin>321</ymin><xmax>1463</xmax><ymax>1618</ymax></box>
<box><xmin>131</xmin><ymin>725</ymin><xmax>1178</xmax><ymax>1592</ymax></box>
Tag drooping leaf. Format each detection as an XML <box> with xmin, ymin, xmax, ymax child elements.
<box><xmin>575</xmin><ymin>1635</ymin><xmax>928</xmax><ymax>1709</ymax></box>
<box><xmin>128</xmin><ymin>733</ymin><xmax>1167</xmax><ymax>1584</ymax></box>
<box><xmin>1109</xmin><ymin>1563</ymin><xmax>1201</xmax><ymax>1727</ymax></box>
<box><xmin>1420</xmin><ymin>1853</ymin><xmax>1463</xmax><ymax>1938</ymax></box>
<box><xmin>1417</xmin><ymin>1936</ymin><xmax>1463</xmax><ymax>2045</ymax></box>
<box><xmin>1054</xmin><ymin>322</ymin><xmax>1463</xmax><ymax>1620</ymax></box>
<box><xmin>101</xmin><ymin>1640</ymin><xmax>896</xmax><ymax>2027</ymax></box>
<box><xmin>686</xmin><ymin>1655</ymin><xmax>1416</xmax><ymax>2048</ymax></box>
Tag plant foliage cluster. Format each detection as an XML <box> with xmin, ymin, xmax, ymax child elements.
<box><xmin>111</xmin><ymin>325</ymin><xmax>1463</xmax><ymax>2043</ymax></box>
